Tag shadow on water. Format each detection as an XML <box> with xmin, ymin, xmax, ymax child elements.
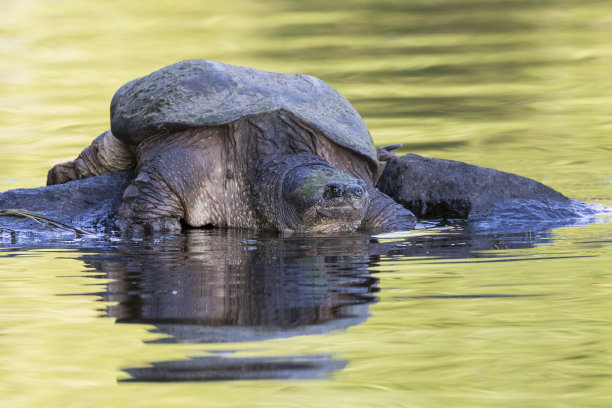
<box><xmin>38</xmin><ymin>222</ymin><xmax>580</xmax><ymax>382</ymax></box>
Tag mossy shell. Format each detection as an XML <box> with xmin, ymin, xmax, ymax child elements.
<box><xmin>110</xmin><ymin>59</ymin><xmax>377</xmax><ymax>166</ymax></box>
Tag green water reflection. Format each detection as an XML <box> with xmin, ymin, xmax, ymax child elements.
<box><xmin>1</xmin><ymin>0</ymin><xmax>612</xmax><ymax>407</ymax></box>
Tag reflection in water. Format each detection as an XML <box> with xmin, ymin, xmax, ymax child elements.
<box><xmin>121</xmin><ymin>356</ymin><xmax>346</xmax><ymax>383</ymax></box>
<box><xmin>91</xmin><ymin>231</ymin><xmax>379</xmax><ymax>340</ymax></box>
<box><xmin>71</xmin><ymin>224</ymin><xmax>566</xmax><ymax>382</ymax></box>
<box><xmin>83</xmin><ymin>230</ymin><xmax>378</xmax><ymax>381</ymax></box>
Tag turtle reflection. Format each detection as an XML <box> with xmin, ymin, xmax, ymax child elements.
<box><xmin>82</xmin><ymin>230</ymin><xmax>379</xmax><ymax>381</ymax></box>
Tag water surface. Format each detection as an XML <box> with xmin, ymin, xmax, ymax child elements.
<box><xmin>1</xmin><ymin>0</ymin><xmax>612</xmax><ymax>407</ymax></box>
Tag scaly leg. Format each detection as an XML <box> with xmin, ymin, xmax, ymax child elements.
<box><xmin>47</xmin><ymin>130</ymin><xmax>135</xmax><ymax>185</ymax></box>
<box><xmin>115</xmin><ymin>165</ymin><xmax>184</xmax><ymax>236</ymax></box>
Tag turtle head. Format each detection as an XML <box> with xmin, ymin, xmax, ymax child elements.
<box><xmin>281</xmin><ymin>165</ymin><xmax>370</xmax><ymax>233</ymax></box>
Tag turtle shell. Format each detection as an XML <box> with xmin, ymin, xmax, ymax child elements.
<box><xmin>110</xmin><ymin>59</ymin><xmax>377</xmax><ymax>166</ymax></box>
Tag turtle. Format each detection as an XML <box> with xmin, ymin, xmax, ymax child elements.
<box><xmin>46</xmin><ymin>59</ymin><xmax>416</xmax><ymax>235</ymax></box>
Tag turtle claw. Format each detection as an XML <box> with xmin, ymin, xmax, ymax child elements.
<box><xmin>115</xmin><ymin>216</ymin><xmax>182</xmax><ymax>238</ymax></box>
<box><xmin>143</xmin><ymin>218</ymin><xmax>182</xmax><ymax>234</ymax></box>
<box><xmin>115</xmin><ymin>219</ymin><xmax>144</xmax><ymax>238</ymax></box>
<box><xmin>377</xmin><ymin>144</ymin><xmax>403</xmax><ymax>162</ymax></box>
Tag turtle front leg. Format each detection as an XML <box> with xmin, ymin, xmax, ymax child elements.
<box><xmin>47</xmin><ymin>130</ymin><xmax>135</xmax><ymax>185</ymax></box>
<box><xmin>115</xmin><ymin>167</ymin><xmax>184</xmax><ymax>236</ymax></box>
<box><xmin>361</xmin><ymin>188</ymin><xmax>416</xmax><ymax>232</ymax></box>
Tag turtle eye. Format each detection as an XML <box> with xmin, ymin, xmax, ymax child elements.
<box><xmin>324</xmin><ymin>183</ymin><xmax>343</xmax><ymax>198</ymax></box>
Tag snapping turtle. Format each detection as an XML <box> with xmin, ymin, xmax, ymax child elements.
<box><xmin>47</xmin><ymin>60</ymin><xmax>415</xmax><ymax>234</ymax></box>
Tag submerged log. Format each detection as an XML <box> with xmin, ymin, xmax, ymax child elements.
<box><xmin>0</xmin><ymin>171</ymin><xmax>133</xmax><ymax>236</ymax></box>
<box><xmin>377</xmin><ymin>154</ymin><xmax>593</xmax><ymax>221</ymax></box>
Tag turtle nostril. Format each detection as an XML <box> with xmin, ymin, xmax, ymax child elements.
<box><xmin>325</xmin><ymin>183</ymin><xmax>343</xmax><ymax>198</ymax></box>
<box><xmin>351</xmin><ymin>185</ymin><xmax>364</xmax><ymax>197</ymax></box>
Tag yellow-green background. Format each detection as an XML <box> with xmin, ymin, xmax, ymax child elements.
<box><xmin>1</xmin><ymin>0</ymin><xmax>611</xmax><ymax>407</ymax></box>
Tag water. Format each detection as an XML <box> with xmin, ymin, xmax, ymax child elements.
<box><xmin>1</xmin><ymin>0</ymin><xmax>612</xmax><ymax>407</ymax></box>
